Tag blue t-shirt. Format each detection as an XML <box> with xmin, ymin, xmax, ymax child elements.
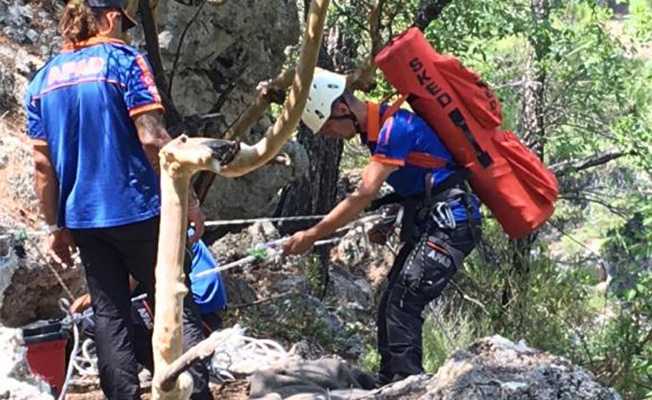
<box><xmin>25</xmin><ymin>37</ymin><xmax>163</xmax><ymax>229</ymax></box>
<box><xmin>363</xmin><ymin>104</ymin><xmax>481</xmax><ymax>222</ymax></box>
<box><xmin>189</xmin><ymin>239</ymin><xmax>228</xmax><ymax>314</ymax></box>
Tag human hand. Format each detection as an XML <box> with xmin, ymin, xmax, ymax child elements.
<box><xmin>187</xmin><ymin>205</ymin><xmax>205</xmax><ymax>244</ymax></box>
<box><xmin>69</xmin><ymin>293</ymin><xmax>91</xmax><ymax>314</ymax></box>
<box><xmin>282</xmin><ymin>230</ymin><xmax>317</xmax><ymax>255</ymax></box>
<box><xmin>48</xmin><ymin>229</ymin><xmax>76</xmax><ymax>268</ymax></box>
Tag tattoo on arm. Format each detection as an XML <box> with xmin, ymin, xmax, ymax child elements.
<box><xmin>133</xmin><ymin>111</ymin><xmax>171</xmax><ymax>175</ymax></box>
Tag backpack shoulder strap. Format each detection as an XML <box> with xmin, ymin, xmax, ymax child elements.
<box><xmin>366</xmin><ymin>94</ymin><xmax>408</xmax><ymax>142</ymax></box>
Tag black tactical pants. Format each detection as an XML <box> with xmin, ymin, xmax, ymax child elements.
<box><xmin>377</xmin><ymin>223</ymin><xmax>477</xmax><ymax>385</ymax></box>
<box><xmin>71</xmin><ymin>217</ymin><xmax>212</xmax><ymax>400</ymax></box>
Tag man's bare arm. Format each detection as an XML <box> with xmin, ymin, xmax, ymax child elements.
<box><xmin>133</xmin><ymin>111</ymin><xmax>171</xmax><ymax>176</ymax></box>
<box><xmin>32</xmin><ymin>140</ymin><xmax>59</xmax><ymax>225</ymax></box>
<box><xmin>308</xmin><ymin>161</ymin><xmax>397</xmax><ymax>239</ymax></box>
<box><xmin>283</xmin><ymin>161</ymin><xmax>397</xmax><ymax>255</ymax></box>
<box><xmin>32</xmin><ymin>140</ymin><xmax>77</xmax><ymax>266</ymax></box>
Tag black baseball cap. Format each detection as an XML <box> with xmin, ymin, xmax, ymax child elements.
<box><xmin>85</xmin><ymin>0</ymin><xmax>137</xmax><ymax>31</ymax></box>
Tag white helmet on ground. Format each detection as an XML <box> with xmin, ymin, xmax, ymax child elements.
<box><xmin>302</xmin><ymin>68</ymin><xmax>347</xmax><ymax>133</ymax></box>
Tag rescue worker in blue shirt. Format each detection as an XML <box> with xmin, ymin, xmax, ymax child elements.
<box><xmin>24</xmin><ymin>1</ymin><xmax>211</xmax><ymax>398</ymax></box>
<box><xmin>283</xmin><ymin>69</ymin><xmax>482</xmax><ymax>385</ymax></box>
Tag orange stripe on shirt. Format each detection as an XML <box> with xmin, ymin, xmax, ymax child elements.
<box><xmin>380</xmin><ymin>117</ymin><xmax>394</xmax><ymax>146</ymax></box>
<box><xmin>62</xmin><ymin>36</ymin><xmax>126</xmax><ymax>52</ymax></box>
<box><xmin>134</xmin><ymin>55</ymin><xmax>162</xmax><ymax>102</ymax></box>
<box><xmin>33</xmin><ymin>78</ymin><xmax>127</xmax><ymax>99</ymax></box>
<box><xmin>135</xmin><ymin>55</ymin><xmax>153</xmax><ymax>75</ymax></box>
<box><xmin>405</xmin><ymin>152</ymin><xmax>448</xmax><ymax>169</ymax></box>
<box><xmin>129</xmin><ymin>103</ymin><xmax>165</xmax><ymax>118</ymax></box>
<box><xmin>371</xmin><ymin>154</ymin><xmax>405</xmax><ymax>167</ymax></box>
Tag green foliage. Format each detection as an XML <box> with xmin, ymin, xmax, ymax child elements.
<box><xmin>298</xmin><ymin>253</ymin><xmax>324</xmax><ymax>294</ymax></box>
<box><xmin>422</xmin><ymin>306</ymin><xmax>485</xmax><ymax>373</ymax></box>
<box><xmin>224</xmin><ymin>293</ymin><xmax>336</xmax><ymax>348</ymax></box>
<box><xmin>627</xmin><ymin>0</ymin><xmax>652</xmax><ymax>42</ymax></box>
<box><xmin>582</xmin><ymin>211</ymin><xmax>652</xmax><ymax>399</ymax></box>
<box><xmin>357</xmin><ymin>344</ymin><xmax>380</xmax><ymax>372</ymax></box>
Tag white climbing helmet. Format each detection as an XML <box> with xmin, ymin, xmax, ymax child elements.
<box><xmin>302</xmin><ymin>68</ymin><xmax>347</xmax><ymax>133</ymax></box>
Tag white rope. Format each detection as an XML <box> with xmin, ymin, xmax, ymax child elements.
<box><xmin>0</xmin><ymin>229</ymin><xmax>47</xmax><ymax>241</ymax></box>
<box><xmin>194</xmin><ymin>236</ymin><xmax>342</xmax><ymax>278</ymax></box>
<box><xmin>205</xmin><ymin>215</ymin><xmax>327</xmax><ymax>227</ymax></box>
<box><xmin>211</xmin><ymin>325</ymin><xmax>289</xmax><ymax>375</ymax></box>
<box><xmin>0</xmin><ymin>215</ymin><xmax>328</xmax><ymax>240</ymax></box>
<box><xmin>57</xmin><ymin>299</ymin><xmax>80</xmax><ymax>400</ymax></box>
<box><xmin>70</xmin><ymin>338</ymin><xmax>99</xmax><ymax>378</ymax></box>
<box><xmin>0</xmin><ymin>213</ymin><xmax>384</xmax><ymax>240</ymax></box>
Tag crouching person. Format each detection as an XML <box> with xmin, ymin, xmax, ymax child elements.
<box><xmin>282</xmin><ymin>69</ymin><xmax>482</xmax><ymax>385</ymax></box>
<box><xmin>71</xmin><ymin>236</ymin><xmax>228</xmax><ymax>369</ymax></box>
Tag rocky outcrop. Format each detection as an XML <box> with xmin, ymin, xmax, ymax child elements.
<box><xmin>419</xmin><ymin>335</ymin><xmax>620</xmax><ymax>400</ymax></box>
<box><xmin>154</xmin><ymin>0</ymin><xmax>300</xmax><ymax>119</ymax></box>
<box><xmin>0</xmin><ymin>98</ymin><xmax>85</xmax><ymax>328</ymax></box>
<box><xmin>150</xmin><ymin>0</ymin><xmax>306</xmax><ymax>219</ymax></box>
<box><xmin>239</xmin><ymin>335</ymin><xmax>622</xmax><ymax>400</ymax></box>
<box><xmin>0</xmin><ymin>234</ymin><xmax>85</xmax><ymax>327</ymax></box>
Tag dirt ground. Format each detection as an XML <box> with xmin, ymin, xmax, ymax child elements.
<box><xmin>64</xmin><ymin>380</ymin><xmax>249</xmax><ymax>400</ymax></box>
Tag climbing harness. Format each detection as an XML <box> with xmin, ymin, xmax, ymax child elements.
<box><xmin>429</xmin><ymin>201</ymin><xmax>456</xmax><ymax>230</ymax></box>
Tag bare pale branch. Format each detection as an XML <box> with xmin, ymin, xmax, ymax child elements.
<box><xmin>223</xmin><ymin>69</ymin><xmax>295</xmax><ymax>141</ymax></box>
<box><xmin>217</xmin><ymin>0</ymin><xmax>331</xmax><ymax>177</ymax></box>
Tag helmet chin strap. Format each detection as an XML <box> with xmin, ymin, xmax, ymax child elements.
<box><xmin>328</xmin><ymin>97</ymin><xmax>362</xmax><ymax>134</ymax></box>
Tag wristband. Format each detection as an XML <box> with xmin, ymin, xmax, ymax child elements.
<box><xmin>44</xmin><ymin>224</ymin><xmax>61</xmax><ymax>234</ymax></box>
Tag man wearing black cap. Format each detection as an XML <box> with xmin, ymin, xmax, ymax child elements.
<box><xmin>25</xmin><ymin>1</ymin><xmax>211</xmax><ymax>399</ymax></box>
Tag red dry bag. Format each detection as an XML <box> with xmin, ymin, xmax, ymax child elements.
<box><xmin>375</xmin><ymin>27</ymin><xmax>558</xmax><ymax>238</ymax></box>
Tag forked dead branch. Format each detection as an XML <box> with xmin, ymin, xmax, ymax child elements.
<box><xmin>149</xmin><ymin>0</ymin><xmax>330</xmax><ymax>398</ymax></box>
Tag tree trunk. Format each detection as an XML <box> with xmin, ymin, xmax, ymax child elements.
<box><xmin>138</xmin><ymin>0</ymin><xmax>183</xmax><ymax>129</ymax></box>
<box><xmin>414</xmin><ymin>0</ymin><xmax>456</xmax><ymax>31</ymax></box>
<box><xmin>502</xmin><ymin>0</ymin><xmax>550</xmax><ymax>332</ymax></box>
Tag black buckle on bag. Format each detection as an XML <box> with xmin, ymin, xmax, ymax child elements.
<box><xmin>448</xmin><ymin>109</ymin><xmax>492</xmax><ymax>168</ymax></box>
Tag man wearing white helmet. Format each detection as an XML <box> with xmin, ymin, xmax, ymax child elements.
<box><xmin>283</xmin><ymin>69</ymin><xmax>482</xmax><ymax>385</ymax></box>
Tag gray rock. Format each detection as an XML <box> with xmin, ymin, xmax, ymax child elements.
<box><xmin>222</xmin><ymin>274</ymin><xmax>258</xmax><ymax>306</ymax></box>
<box><xmin>203</xmin><ymin>137</ymin><xmax>309</xmax><ymax>221</ymax></box>
<box><xmin>304</xmin><ymin>295</ymin><xmax>343</xmax><ymax>334</ymax></box>
<box><xmin>0</xmin><ymin>234</ymin><xmax>85</xmax><ymax>327</ymax></box>
<box><xmin>0</xmin><ymin>120</ymin><xmax>86</xmax><ymax>327</ymax></box>
<box><xmin>25</xmin><ymin>29</ymin><xmax>39</xmax><ymax>45</ymax></box>
<box><xmin>421</xmin><ymin>335</ymin><xmax>621</xmax><ymax>400</ymax></box>
<box><xmin>0</xmin><ymin>61</ymin><xmax>17</xmax><ymax>112</ymax></box>
<box><xmin>339</xmin><ymin>332</ymin><xmax>365</xmax><ymax>360</ymax></box>
<box><xmin>327</xmin><ymin>270</ymin><xmax>373</xmax><ymax>312</ymax></box>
